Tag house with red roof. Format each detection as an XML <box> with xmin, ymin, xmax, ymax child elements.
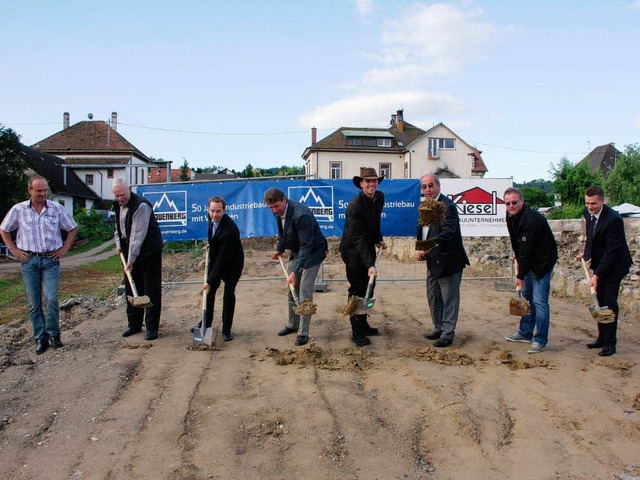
<box><xmin>31</xmin><ymin>112</ymin><xmax>155</xmax><ymax>201</ymax></box>
<box><xmin>302</xmin><ymin>110</ymin><xmax>487</xmax><ymax>180</ymax></box>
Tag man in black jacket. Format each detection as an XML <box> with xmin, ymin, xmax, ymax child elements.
<box><xmin>112</xmin><ymin>178</ymin><xmax>164</xmax><ymax>340</ymax></box>
<box><xmin>580</xmin><ymin>186</ymin><xmax>632</xmax><ymax>356</ymax></box>
<box><xmin>340</xmin><ymin>167</ymin><xmax>387</xmax><ymax>347</ymax></box>
<box><xmin>198</xmin><ymin>196</ymin><xmax>244</xmax><ymax>342</ymax></box>
<box><xmin>504</xmin><ymin>187</ymin><xmax>558</xmax><ymax>353</ymax></box>
<box><xmin>418</xmin><ymin>174</ymin><xmax>469</xmax><ymax>347</ymax></box>
<box><xmin>264</xmin><ymin>188</ymin><xmax>327</xmax><ymax>347</ymax></box>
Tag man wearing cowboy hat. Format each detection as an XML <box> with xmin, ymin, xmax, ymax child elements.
<box><xmin>339</xmin><ymin>167</ymin><xmax>387</xmax><ymax>347</ymax></box>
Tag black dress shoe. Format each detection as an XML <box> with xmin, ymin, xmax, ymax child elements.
<box><xmin>35</xmin><ymin>339</ymin><xmax>48</xmax><ymax>355</ymax></box>
<box><xmin>294</xmin><ymin>335</ymin><xmax>309</xmax><ymax>346</ymax></box>
<box><xmin>433</xmin><ymin>337</ymin><xmax>453</xmax><ymax>348</ymax></box>
<box><xmin>364</xmin><ymin>326</ymin><xmax>380</xmax><ymax>336</ymax></box>
<box><xmin>223</xmin><ymin>333</ymin><xmax>233</xmax><ymax>342</ymax></box>
<box><xmin>424</xmin><ymin>329</ymin><xmax>442</xmax><ymax>340</ymax></box>
<box><xmin>599</xmin><ymin>346</ymin><xmax>616</xmax><ymax>357</ymax></box>
<box><xmin>122</xmin><ymin>327</ymin><xmax>142</xmax><ymax>337</ymax></box>
<box><xmin>145</xmin><ymin>331</ymin><xmax>158</xmax><ymax>341</ymax></box>
<box><xmin>586</xmin><ymin>341</ymin><xmax>603</xmax><ymax>349</ymax></box>
<box><xmin>277</xmin><ymin>326</ymin><xmax>297</xmax><ymax>336</ymax></box>
<box><xmin>352</xmin><ymin>335</ymin><xmax>371</xmax><ymax>347</ymax></box>
<box><xmin>50</xmin><ymin>336</ymin><xmax>63</xmax><ymax>349</ymax></box>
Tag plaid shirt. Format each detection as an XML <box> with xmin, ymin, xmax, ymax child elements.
<box><xmin>0</xmin><ymin>199</ymin><xmax>77</xmax><ymax>253</ymax></box>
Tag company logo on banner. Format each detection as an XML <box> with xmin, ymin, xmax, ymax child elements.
<box><xmin>440</xmin><ymin>178</ymin><xmax>513</xmax><ymax>237</ymax></box>
<box><xmin>287</xmin><ymin>186</ymin><xmax>334</xmax><ymax>222</ymax></box>
<box><xmin>144</xmin><ymin>190</ymin><xmax>188</xmax><ymax>227</ymax></box>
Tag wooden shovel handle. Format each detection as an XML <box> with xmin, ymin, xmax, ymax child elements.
<box><xmin>580</xmin><ymin>257</ymin><xmax>598</xmax><ymax>295</ymax></box>
<box><xmin>202</xmin><ymin>245</ymin><xmax>210</xmax><ymax>310</ymax></box>
<box><xmin>514</xmin><ymin>258</ymin><xmax>522</xmax><ymax>292</ymax></box>
<box><xmin>278</xmin><ymin>256</ymin><xmax>299</xmax><ymax>305</ymax></box>
<box><xmin>119</xmin><ymin>252</ymin><xmax>139</xmax><ymax>297</ymax></box>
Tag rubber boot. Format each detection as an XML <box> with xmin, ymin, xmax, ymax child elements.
<box><xmin>360</xmin><ymin>314</ymin><xmax>379</xmax><ymax>336</ymax></box>
<box><xmin>350</xmin><ymin>315</ymin><xmax>371</xmax><ymax>347</ymax></box>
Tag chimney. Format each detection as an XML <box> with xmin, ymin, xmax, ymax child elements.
<box><xmin>111</xmin><ymin>112</ymin><xmax>118</xmax><ymax>131</ymax></box>
<box><xmin>63</xmin><ymin>112</ymin><xmax>70</xmax><ymax>129</ymax></box>
<box><xmin>395</xmin><ymin>109</ymin><xmax>404</xmax><ymax>132</ymax></box>
<box><xmin>311</xmin><ymin>127</ymin><xmax>317</xmax><ymax>144</ymax></box>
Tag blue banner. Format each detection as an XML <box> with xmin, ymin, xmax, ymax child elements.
<box><xmin>136</xmin><ymin>179</ymin><xmax>421</xmax><ymax>242</ymax></box>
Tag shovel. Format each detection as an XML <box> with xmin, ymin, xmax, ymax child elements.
<box><xmin>278</xmin><ymin>256</ymin><xmax>317</xmax><ymax>316</ymax></box>
<box><xmin>119</xmin><ymin>253</ymin><xmax>153</xmax><ymax>308</ymax></box>
<box><xmin>193</xmin><ymin>245</ymin><xmax>214</xmax><ymax>346</ymax></box>
<box><xmin>509</xmin><ymin>259</ymin><xmax>531</xmax><ymax>316</ymax></box>
<box><xmin>342</xmin><ymin>247</ymin><xmax>379</xmax><ymax>316</ymax></box>
<box><xmin>580</xmin><ymin>258</ymin><xmax>615</xmax><ymax>323</ymax></box>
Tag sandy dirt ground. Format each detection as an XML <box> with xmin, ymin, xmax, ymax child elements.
<box><xmin>1</xmin><ymin>246</ymin><xmax>639</xmax><ymax>480</ymax></box>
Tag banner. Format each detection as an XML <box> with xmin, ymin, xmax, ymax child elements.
<box><xmin>136</xmin><ymin>177</ymin><xmax>512</xmax><ymax>241</ymax></box>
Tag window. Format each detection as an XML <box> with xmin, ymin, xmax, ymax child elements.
<box><xmin>377</xmin><ymin>138</ymin><xmax>392</xmax><ymax>147</ymax></box>
<box><xmin>107</xmin><ymin>168</ymin><xmax>114</xmax><ymax>178</ymax></box>
<box><xmin>347</xmin><ymin>138</ymin><xmax>362</xmax><ymax>146</ymax></box>
<box><xmin>347</xmin><ymin>137</ymin><xmax>391</xmax><ymax>147</ymax></box>
<box><xmin>85</xmin><ymin>174</ymin><xmax>94</xmax><ymax>185</ymax></box>
<box><xmin>330</xmin><ymin>162</ymin><xmax>342</xmax><ymax>179</ymax></box>
<box><xmin>379</xmin><ymin>163</ymin><xmax>391</xmax><ymax>179</ymax></box>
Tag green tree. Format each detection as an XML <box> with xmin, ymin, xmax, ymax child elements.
<box><xmin>605</xmin><ymin>143</ymin><xmax>640</xmax><ymax>205</ymax></box>
<box><xmin>550</xmin><ymin>157</ymin><xmax>603</xmax><ymax>206</ymax></box>
<box><xmin>179</xmin><ymin>158</ymin><xmax>190</xmax><ymax>181</ymax></box>
<box><xmin>238</xmin><ymin>164</ymin><xmax>259</xmax><ymax>178</ymax></box>
<box><xmin>520</xmin><ymin>187</ymin><xmax>553</xmax><ymax>209</ymax></box>
<box><xmin>516</xmin><ymin>178</ymin><xmax>553</xmax><ymax>194</ymax></box>
<box><xmin>0</xmin><ymin>127</ymin><xmax>29</xmax><ymax>219</ymax></box>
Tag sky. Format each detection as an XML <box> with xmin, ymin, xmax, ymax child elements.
<box><xmin>2</xmin><ymin>0</ymin><xmax>639</xmax><ymax>183</ymax></box>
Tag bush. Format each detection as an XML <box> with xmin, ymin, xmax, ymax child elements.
<box><xmin>546</xmin><ymin>204</ymin><xmax>584</xmax><ymax>220</ymax></box>
<box><xmin>74</xmin><ymin>209</ymin><xmax>114</xmax><ymax>242</ymax></box>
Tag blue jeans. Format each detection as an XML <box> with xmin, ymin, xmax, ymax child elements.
<box><xmin>518</xmin><ymin>270</ymin><xmax>551</xmax><ymax>346</ymax></box>
<box><xmin>21</xmin><ymin>256</ymin><xmax>61</xmax><ymax>340</ymax></box>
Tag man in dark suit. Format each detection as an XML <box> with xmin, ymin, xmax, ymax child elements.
<box><xmin>418</xmin><ymin>174</ymin><xmax>469</xmax><ymax>347</ymax></box>
<box><xmin>197</xmin><ymin>196</ymin><xmax>244</xmax><ymax>342</ymax></box>
<box><xmin>264</xmin><ymin>188</ymin><xmax>327</xmax><ymax>347</ymax></box>
<box><xmin>340</xmin><ymin>167</ymin><xmax>387</xmax><ymax>347</ymax></box>
<box><xmin>581</xmin><ymin>186</ymin><xmax>632</xmax><ymax>356</ymax></box>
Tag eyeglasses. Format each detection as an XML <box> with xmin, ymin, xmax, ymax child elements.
<box><xmin>421</xmin><ymin>183</ymin><xmax>436</xmax><ymax>189</ymax></box>
<box><xmin>505</xmin><ymin>200</ymin><xmax>520</xmax><ymax>206</ymax></box>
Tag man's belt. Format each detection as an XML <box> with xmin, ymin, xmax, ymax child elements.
<box><xmin>26</xmin><ymin>251</ymin><xmax>51</xmax><ymax>258</ymax></box>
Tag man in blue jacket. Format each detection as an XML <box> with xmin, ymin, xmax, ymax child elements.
<box><xmin>504</xmin><ymin>187</ymin><xmax>558</xmax><ymax>354</ymax></box>
<box><xmin>264</xmin><ymin>188</ymin><xmax>327</xmax><ymax>347</ymax></box>
<box><xmin>418</xmin><ymin>174</ymin><xmax>469</xmax><ymax>347</ymax></box>
<box><xmin>580</xmin><ymin>185</ymin><xmax>632</xmax><ymax>356</ymax></box>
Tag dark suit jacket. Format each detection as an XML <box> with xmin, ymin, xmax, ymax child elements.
<box><xmin>421</xmin><ymin>194</ymin><xmax>469</xmax><ymax>280</ymax></box>
<box><xmin>583</xmin><ymin>204</ymin><xmax>632</xmax><ymax>282</ymax></box>
<box><xmin>276</xmin><ymin>200</ymin><xmax>327</xmax><ymax>273</ymax></box>
<box><xmin>339</xmin><ymin>190</ymin><xmax>384</xmax><ymax>269</ymax></box>
<box><xmin>207</xmin><ymin>213</ymin><xmax>244</xmax><ymax>284</ymax></box>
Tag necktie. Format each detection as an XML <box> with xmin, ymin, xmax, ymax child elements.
<box><xmin>585</xmin><ymin>215</ymin><xmax>596</xmax><ymax>260</ymax></box>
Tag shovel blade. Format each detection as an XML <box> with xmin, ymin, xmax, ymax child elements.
<box><xmin>354</xmin><ymin>297</ymin><xmax>376</xmax><ymax>315</ymax></box>
<box><xmin>587</xmin><ymin>305</ymin><xmax>616</xmax><ymax>324</ymax></box>
<box><xmin>128</xmin><ymin>295</ymin><xmax>153</xmax><ymax>308</ymax></box>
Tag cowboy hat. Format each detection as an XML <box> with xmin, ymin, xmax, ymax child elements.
<box><xmin>352</xmin><ymin>167</ymin><xmax>384</xmax><ymax>188</ymax></box>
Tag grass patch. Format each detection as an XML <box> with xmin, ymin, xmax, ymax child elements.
<box><xmin>0</xmin><ymin>276</ymin><xmax>24</xmax><ymax>308</ymax></box>
<box><xmin>68</xmin><ymin>238</ymin><xmax>111</xmax><ymax>255</ymax></box>
<box><xmin>80</xmin><ymin>254</ymin><xmax>120</xmax><ymax>273</ymax></box>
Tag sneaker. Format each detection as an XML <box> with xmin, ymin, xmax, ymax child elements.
<box><xmin>505</xmin><ymin>333</ymin><xmax>530</xmax><ymax>343</ymax></box>
<box><xmin>527</xmin><ymin>342</ymin><xmax>546</xmax><ymax>354</ymax></box>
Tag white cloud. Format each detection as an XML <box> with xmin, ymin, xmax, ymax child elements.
<box><xmin>299</xmin><ymin>90</ymin><xmax>467</xmax><ymax>129</ymax></box>
<box><xmin>352</xmin><ymin>0</ymin><xmax>375</xmax><ymax>20</ymax></box>
<box><xmin>628</xmin><ymin>0</ymin><xmax>640</xmax><ymax>9</ymax></box>
<box><xmin>633</xmin><ymin>115</ymin><xmax>640</xmax><ymax>127</ymax></box>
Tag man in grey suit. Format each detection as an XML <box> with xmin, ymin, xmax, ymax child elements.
<box><xmin>417</xmin><ymin>174</ymin><xmax>469</xmax><ymax>347</ymax></box>
<box><xmin>264</xmin><ymin>188</ymin><xmax>327</xmax><ymax>347</ymax></box>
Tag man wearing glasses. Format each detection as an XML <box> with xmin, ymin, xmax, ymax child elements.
<box><xmin>504</xmin><ymin>187</ymin><xmax>558</xmax><ymax>353</ymax></box>
<box><xmin>418</xmin><ymin>174</ymin><xmax>469</xmax><ymax>347</ymax></box>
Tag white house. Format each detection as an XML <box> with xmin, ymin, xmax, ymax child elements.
<box><xmin>32</xmin><ymin>112</ymin><xmax>154</xmax><ymax>201</ymax></box>
<box><xmin>302</xmin><ymin>110</ymin><xmax>487</xmax><ymax>180</ymax></box>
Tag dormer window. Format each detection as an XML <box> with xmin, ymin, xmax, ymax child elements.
<box><xmin>343</xmin><ymin>130</ymin><xmax>394</xmax><ymax>148</ymax></box>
